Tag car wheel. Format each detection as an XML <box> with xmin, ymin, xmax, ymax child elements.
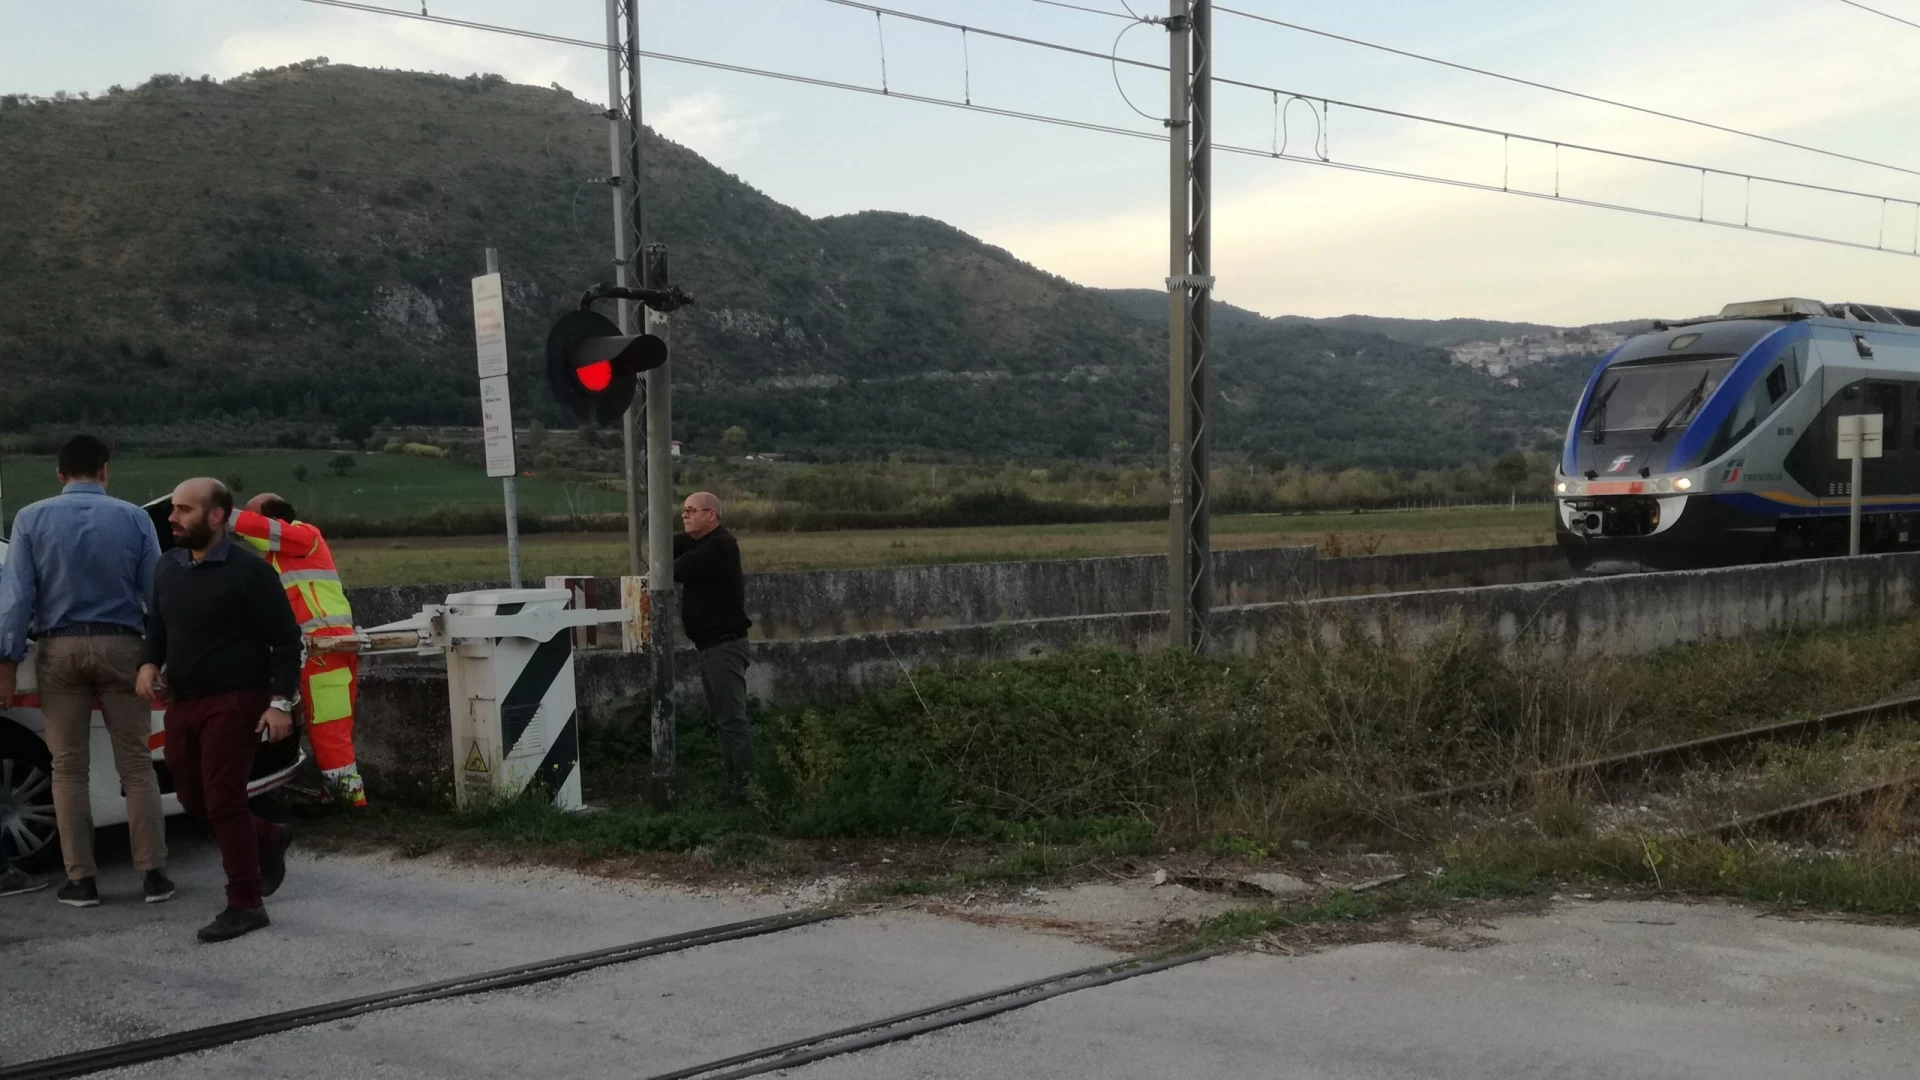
<box><xmin>0</xmin><ymin>725</ymin><xmax>60</xmax><ymax>874</ymax></box>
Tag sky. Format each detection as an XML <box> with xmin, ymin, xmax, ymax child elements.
<box><xmin>5</xmin><ymin>0</ymin><xmax>1920</xmax><ymax>325</ymax></box>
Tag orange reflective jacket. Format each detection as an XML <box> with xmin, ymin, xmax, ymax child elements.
<box><xmin>232</xmin><ymin>510</ymin><xmax>356</xmax><ymax>640</ymax></box>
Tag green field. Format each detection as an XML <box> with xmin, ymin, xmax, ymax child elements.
<box><xmin>1</xmin><ymin>451</ymin><xmax>1558</xmax><ymax>584</ymax></box>
<box><xmin>0</xmin><ymin>451</ymin><xmax>623</xmax><ymax>528</ymax></box>
<box><xmin>332</xmin><ymin>504</ymin><xmax>1557</xmax><ymax>585</ymax></box>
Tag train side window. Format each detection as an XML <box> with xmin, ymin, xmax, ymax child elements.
<box><xmin>1765</xmin><ymin>365</ymin><xmax>1788</xmax><ymax>403</ymax></box>
<box><xmin>1708</xmin><ymin>375</ymin><xmax>1779</xmax><ymax>459</ymax></box>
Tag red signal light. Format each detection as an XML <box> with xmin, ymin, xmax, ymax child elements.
<box><xmin>574</xmin><ymin>360</ymin><xmax>614</xmax><ymax>392</ymax></box>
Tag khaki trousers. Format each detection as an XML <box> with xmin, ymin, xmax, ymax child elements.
<box><xmin>38</xmin><ymin>635</ymin><xmax>167</xmax><ymax>879</ymax></box>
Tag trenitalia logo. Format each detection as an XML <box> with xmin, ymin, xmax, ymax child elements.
<box><xmin>1607</xmin><ymin>455</ymin><xmax>1634</xmax><ymax>473</ymax></box>
<box><xmin>1721</xmin><ymin>460</ymin><xmax>1744</xmax><ymax>483</ymax></box>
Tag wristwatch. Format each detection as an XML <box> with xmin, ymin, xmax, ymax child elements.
<box><xmin>269</xmin><ymin>697</ymin><xmax>297</xmax><ymax>714</ymax></box>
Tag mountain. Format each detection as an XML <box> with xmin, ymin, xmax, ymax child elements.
<box><xmin>1276</xmin><ymin>314</ymin><xmax>1649</xmax><ymax>350</ymax></box>
<box><xmin>1</xmin><ymin>62</ymin><xmax>1587</xmax><ymax>467</ymax></box>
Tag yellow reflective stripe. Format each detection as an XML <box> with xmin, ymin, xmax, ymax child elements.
<box><xmin>240</xmin><ymin>533</ymin><xmax>271</xmax><ymax>554</ymax></box>
<box><xmin>302</xmin><ymin>614</ymin><xmax>356</xmax><ymax>631</ymax></box>
<box><xmin>279</xmin><ymin>568</ymin><xmax>342</xmax><ymax>587</ymax></box>
<box><xmin>307</xmin><ymin>579</ymin><xmax>352</xmax><ymax>621</ymax></box>
<box><xmin>306</xmin><ymin>666</ymin><xmax>354</xmax><ymax>725</ymax></box>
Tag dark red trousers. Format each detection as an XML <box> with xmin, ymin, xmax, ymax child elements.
<box><xmin>163</xmin><ymin>691</ymin><xmax>284</xmax><ymax>910</ymax></box>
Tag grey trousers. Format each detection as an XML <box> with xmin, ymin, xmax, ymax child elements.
<box><xmin>696</xmin><ymin>639</ymin><xmax>753</xmax><ymax>786</ymax></box>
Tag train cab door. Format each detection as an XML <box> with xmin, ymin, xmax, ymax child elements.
<box><xmin>1858</xmin><ymin>381</ymin><xmax>1908</xmax><ymax>497</ymax></box>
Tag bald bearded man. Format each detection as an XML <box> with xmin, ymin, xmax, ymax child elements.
<box><xmin>138</xmin><ymin>478</ymin><xmax>302</xmax><ymax>943</ymax></box>
<box><xmin>673</xmin><ymin>492</ymin><xmax>753</xmax><ymax>799</ymax></box>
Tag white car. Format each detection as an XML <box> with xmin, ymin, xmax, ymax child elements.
<box><xmin>0</xmin><ymin>499</ymin><xmax>305</xmax><ymax>872</ymax></box>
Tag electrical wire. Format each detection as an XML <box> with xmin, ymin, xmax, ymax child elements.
<box><xmin>1835</xmin><ymin>0</ymin><xmax>1920</xmax><ymax>29</ymax></box>
<box><xmin>1021</xmin><ymin>0</ymin><xmax>1142</xmax><ymax>15</ymax></box>
<box><xmin>1207</xmin><ymin>3</ymin><xmax>1920</xmax><ymax>180</ymax></box>
<box><xmin>294</xmin><ymin>0</ymin><xmax>607</xmax><ymax>50</ymax></box>
<box><xmin>821</xmin><ymin>0</ymin><xmax>1918</xmax><ymax>209</ymax></box>
<box><xmin>272</xmin><ymin>0</ymin><xmax>1920</xmax><ymax>257</ymax></box>
<box><xmin>1027</xmin><ymin>0</ymin><xmax>1920</xmax><ymax>179</ymax></box>
<box><xmin>9</xmin><ymin>93</ymin><xmax>606</xmax><ymax>121</ymax></box>
<box><xmin>1109</xmin><ymin>18</ymin><xmax>1166</xmax><ymax>122</ymax></box>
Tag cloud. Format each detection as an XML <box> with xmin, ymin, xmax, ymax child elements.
<box><xmin>651</xmin><ymin>92</ymin><xmax>766</xmax><ymax>162</ymax></box>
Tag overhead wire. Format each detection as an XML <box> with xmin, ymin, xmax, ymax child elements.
<box><xmin>271</xmin><ymin>0</ymin><xmax>1920</xmax><ymax>257</ymax></box>
<box><xmin>821</xmin><ymin>0</ymin><xmax>1918</xmax><ymax>209</ymax></box>
<box><xmin>7</xmin><ymin>90</ymin><xmax>605</xmax><ymax>121</ymax></box>
<box><xmin>1835</xmin><ymin>0</ymin><xmax>1920</xmax><ymax>29</ymax></box>
<box><xmin>1020</xmin><ymin>0</ymin><xmax>1920</xmax><ymax>180</ymax></box>
<box><xmin>1208</xmin><ymin>3</ymin><xmax>1920</xmax><ymax>179</ymax></box>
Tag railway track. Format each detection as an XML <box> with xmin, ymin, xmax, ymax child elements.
<box><xmin>1418</xmin><ymin>692</ymin><xmax>1920</xmax><ymax>804</ymax></box>
<box><xmin>1700</xmin><ymin>769</ymin><xmax>1920</xmax><ymax>840</ymax></box>
<box><xmin>1412</xmin><ymin>692</ymin><xmax>1920</xmax><ymax>842</ymax></box>
<box><xmin>0</xmin><ymin>909</ymin><xmax>835</xmax><ymax>1080</ymax></box>
<box><xmin>0</xmin><ymin>902</ymin><xmax>1216</xmax><ymax>1080</ymax></box>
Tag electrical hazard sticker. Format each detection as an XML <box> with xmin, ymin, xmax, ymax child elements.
<box><xmin>463</xmin><ymin>739</ymin><xmax>491</xmax><ymax>774</ymax></box>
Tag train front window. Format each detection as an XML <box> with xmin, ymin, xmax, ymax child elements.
<box><xmin>1583</xmin><ymin>356</ymin><xmax>1736</xmax><ymax>437</ymax></box>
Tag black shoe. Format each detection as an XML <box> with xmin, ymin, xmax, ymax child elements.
<box><xmin>261</xmin><ymin>825</ymin><xmax>295</xmax><ymax>898</ymax></box>
<box><xmin>0</xmin><ymin>869</ymin><xmax>47</xmax><ymax>897</ymax></box>
<box><xmin>196</xmin><ymin>906</ymin><xmax>270</xmax><ymax>943</ymax></box>
<box><xmin>143</xmin><ymin>869</ymin><xmax>175</xmax><ymax>904</ymax></box>
<box><xmin>56</xmin><ymin>877</ymin><xmax>100</xmax><ymax>908</ymax></box>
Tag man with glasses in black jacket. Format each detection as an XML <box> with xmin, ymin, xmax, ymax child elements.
<box><xmin>673</xmin><ymin>492</ymin><xmax>753</xmax><ymax>800</ymax></box>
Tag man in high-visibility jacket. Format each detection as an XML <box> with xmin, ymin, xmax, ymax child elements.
<box><xmin>232</xmin><ymin>493</ymin><xmax>366</xmax><ymax>807</ymax></box>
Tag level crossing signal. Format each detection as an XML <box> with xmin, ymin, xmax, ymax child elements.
<box><xmin>544</xmin><ymin>309</ymin><xmax>666</xmax><ymax>424</ymax></box>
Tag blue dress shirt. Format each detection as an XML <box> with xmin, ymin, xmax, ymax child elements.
<box><xmin>0</xmin><ymin>482</ymin><xmax>161</xmax><ymax>662</ymax></box>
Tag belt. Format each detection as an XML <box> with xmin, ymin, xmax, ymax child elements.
<box><xmin>696</xmin><ymin>631</ymin><xmax>747</xmax><ymax>650</ymax></box>
<box><xmin>41</xmin><ymin>622</ymin><xmax>142</xmax><ymax>639</ymax></box>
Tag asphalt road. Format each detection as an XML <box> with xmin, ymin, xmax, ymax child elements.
<box><xmin>3</xmin><ymin>823</ymin><xmax>1917</xmax><ymax>1079</ymax></box>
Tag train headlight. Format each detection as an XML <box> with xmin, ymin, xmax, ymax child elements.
<box><xmin>1655</xmin><ymin>478</ymin><xmax>1673</xmax><ymax>493</ymax></box>
<box><xmin>1674</xmin><ymin>476</ymin><xmax>1694</xmax><ymax>492</ymax></box>
<box><xmin>1555</xmin><ymin>480</ymin><xmax>1569</xmax><ymax>495</ymax></box>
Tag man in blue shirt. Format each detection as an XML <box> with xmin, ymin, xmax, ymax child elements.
<box><xmin>0</xmin><ymin>435</ymin><xmax>171</xmax><ymax>907</ymax></box>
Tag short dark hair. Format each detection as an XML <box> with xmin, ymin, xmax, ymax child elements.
<box><xmin>259</xmin><ymin>496</ymin><xmax>297</xmax><ymax>522</ymax></box>
<box><xmin>57</xmin><ymin>435</ymin><xmax>111</xmax><ymax>479</ymax></box>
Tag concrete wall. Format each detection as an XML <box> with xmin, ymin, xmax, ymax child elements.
<box><xmin>1315</xmin><ymin>544</ymin><xmax>1569</xmax><ymax>596</ymax></box>
<box><xmin>354</xmin><ymin>550</ymin><xmax>1920</xmax><ymax>802</ymax></box>
<box><xmin>341</xmin><ymin>544</ymin><xmax>1566</xmax><ymax>640</ymax></box>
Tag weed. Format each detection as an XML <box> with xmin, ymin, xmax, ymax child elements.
<box><xmin>1182</xmin><ymin>891</ymin><xmax>1385</xmax><ymax>951</ymax></box>
<box><xmin>1207</xmin><ymin>834</ymin><xmax>1270</xmax><ymax>860</ymax></box>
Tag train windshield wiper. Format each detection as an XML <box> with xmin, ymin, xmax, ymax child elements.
<box><xmin>1586</xmin><ymin>378</ymin><xmax>1619</xmax><ymax>445</ymax></box>
<box><xmin>1650</xmin><ymin>372</ymin><xmax>1710</xmax><ymax>441</ymax></box>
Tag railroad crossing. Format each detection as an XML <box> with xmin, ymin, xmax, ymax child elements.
<box><xmin>2</xmin><ymin>832</ymin><xmax>1915</xmax><ymax>1080</ymax></box>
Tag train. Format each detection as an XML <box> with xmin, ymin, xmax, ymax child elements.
<box><xmin>1554</xmin><ymin>297</ymin><xmax>1920</xmax><ymax>574</ymax></box>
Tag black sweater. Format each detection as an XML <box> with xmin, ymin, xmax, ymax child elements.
<box><xmin>672</xmin><ymin>527</ymin><xmax>751</xmax><ymax>649</ymax></box>
<box><xmin>144</xmin><ymin>537</ymin><xmax>303</xmax><ymax>699</ymax></box>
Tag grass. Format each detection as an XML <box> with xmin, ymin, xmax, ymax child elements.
<box><xmin>330</xmin><ymin>503</ymin><xmax>1553</xmax><ymax>584</ymax></box>
<box><xmin>0</xmin><ymin>450</ymin><xmax>626</xmax><ymax>526</ymax></box>
<box><xmin>296</xmin><ymin>611</ymin><xmax>1920</xmax><ymax>936</ymax></box>
<box><xmin>280</xmin><ymin>563</ymin><xmax>1920</xmax><ymax>953</ymax></box>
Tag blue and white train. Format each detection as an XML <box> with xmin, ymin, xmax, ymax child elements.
<box><xmin>1555</xmin><ymin>297</ymin><xmax>1920</xmax><ymax>573</ymax></box>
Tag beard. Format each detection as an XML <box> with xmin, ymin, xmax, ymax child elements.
<box><xmin>174</xmin><ymin>521</ymin><xmax>217</xmax><ymax>550</ymax></box>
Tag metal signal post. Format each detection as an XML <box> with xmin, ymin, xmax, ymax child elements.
<box><xmin>605</xmin><ymin>0</ymin><xmax>680</xmax><ymax>807</ymax></box>
<box><xmin>1167</xmin><ymin>0</ymin><xmax>1213</xmax><ymax>652</ymax></box>
<box><xmin>605</xmin><ymin>0</ymin><xmax>647</xmax><ymax>579</ymax></box>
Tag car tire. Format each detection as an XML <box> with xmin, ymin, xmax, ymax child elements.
<box><xmin>0</xmin><ymin>723</ymin><xmax>61</xmax><ymax>874</ymax></box>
